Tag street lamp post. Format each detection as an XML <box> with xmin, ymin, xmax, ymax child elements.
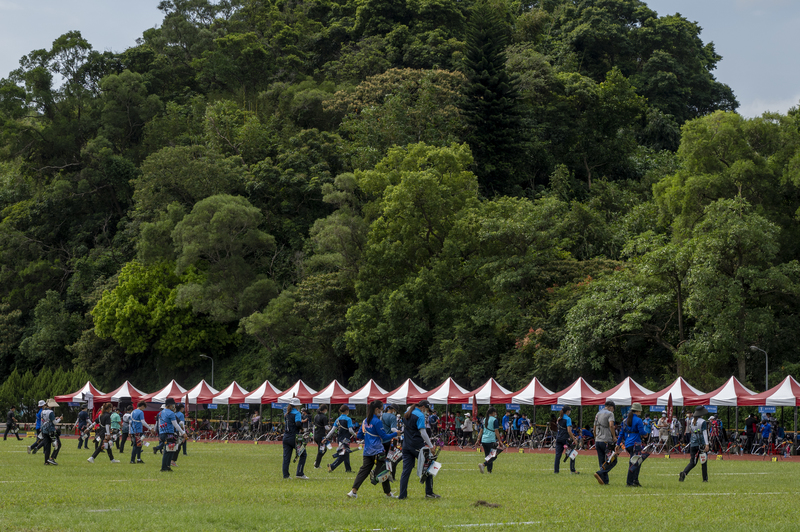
<box><xmin>199</xmin><ymin>354</ymin><xmax>214</xmax><ymax>389</ymax></box>
<box><xmin>749</xmin><ymin>346</ymin><xmax>768</xmax><ymax>390</ymax></box>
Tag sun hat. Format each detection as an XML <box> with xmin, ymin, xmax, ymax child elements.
<box><xmin>165</xmin><ymin>397</ymin><xmax>176</xmax><ymax>406</ymax></box>
<box><xmin>38</xmin><ymin>400</ymin><xmax>46</xmax><ymax>407</ymax></box>
<box><xmin>630</xmin><ymin>402</ymin><xmax>643</xmax><ymax>412</ymax></box>
<box><xmin>694</xmin><ymin>406</ymin><xmax>708</xmax><ymax>417</ymax></box>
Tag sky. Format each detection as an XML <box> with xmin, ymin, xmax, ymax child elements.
<box><xmin>0</xmin><ymin>0</ymin><xmax>799</xmax><ymax>117</ymax></box>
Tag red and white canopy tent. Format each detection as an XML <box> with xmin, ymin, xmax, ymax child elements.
<box><xmin>277</xmin><ymin>380</ymin><xmax>318</xmax><ymax>404</ymax></box>
<box><xmin>312</xmin><ymin>380</ymin><xmax>352</xmax><ymax>404</ymax></box>
<box><xmin>244</xmin><ymin>380</ymin><xmax>283</xmax><ymax>404</ymax></box>
<box><xmin>549</xmin><ymin>377</ymin><xmax>602</xmax><ymax>406</ymax></box>
<box><xmin>348</xmin><ymin>379</ymin><xmax>388</xmax><ymax>404</ymax></box>
<box><xmin>739</xmin><ymin>376</ymin><xmax>800</xmax><ymax>407</ymax></box>
<box><xmin>94</xmin><ymin>381</ymin><xmax>146</xmax><ymax>404</ymax></box>
<box><xmin>686</xmin><ymin>377</ymin><xmax>756</xmax><ymax>406</ymax></box>
<box><xmin>212</xmin><ymin>382</ymin><xmax>250</xmax><ymax>404</ymax></box>
<box><xmin>385</xmin><ymin>379</ymin><xmax>428</xmax><ymax>405</ymax></box>
<box><xmin>457</xmin><ymin>378</ymin><xmax>515</xmax><ymax>405</ymax></box>
<box><xmin>425</xmin><ymin>377</ymin><xmax>471</xmax><ymax>404</ymax></box>
<box><xmin>140</xmin><ymin>380</ymin><xmax>187</xmax><ymax>404</ymax></box>
<box><xmin>645</xmin><ymin>377</ymin><xmax>704</xmax><ymax>406</ymax></box>
<box><xmin>54</xmin><ymin>381</ymin><xmax>104</xmax><ymax>404</ymax></box>
<box><xmin>185</xmin><ymin>380</ymin><xmax>219</xmax><ymax>405</ymax></box>
<box><xmin>511</xmin><ymin>377</ymin><xmax>555</xmax><ymax>405</ymax></box>
<box><xmin>588</xmin><ymin>377</ymin><xmax>654</xmax><ymax>406</ymax></box>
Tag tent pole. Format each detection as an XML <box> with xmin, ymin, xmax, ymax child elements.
<box><xmin>579</xmin><ymin>406</ymin><xmax>583</xmax><ymax>430</ymax></box>
<box><xmin>735</xmin><ymin>406</ymin><xmax>739</xmax><ymax>433</ymax></box>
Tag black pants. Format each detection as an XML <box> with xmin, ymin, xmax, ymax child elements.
<box><xmin>595</xmin><ymin>441</ymin><xmax>616</xmax><ymax>484</ymax></box>
<box><xmin>352</xmin><ymin>453</ymin><xmax>391</xmax><ymax>494</ymax></box>
<box><xmin>31</xmin><ymin>429</ymin><xmax>43</xmax><ymax>451</ymax></box>
<box><xmin>482</xmin><ymin>442</ymin><xmax>498</xmax><ymax>472</ymax></box>
<box><xmin>119</xmin><ymin>432</ymin><xmax>129</xmax><ymax>454</ymax></box>
<box><xmin>42</xmin><ymin>433</ymin><xmax>53</xmax><ymax>463</ymax></box>
<box><xmin>595</xmin><ymin>441</ymin><xmax>611</xmax><ymax>469</ymax></box>
<box><xmin>91</xmin><ymin>438</ymin><xmax>115</xmax><ymax>461</ymax></box>
<box><xmin>626</xmin><ymin>444</ymin><xmax>643</xmax><ymax>485</ymax></box>
<box><xmin>682</xmin><ymin>446</ymin><xmax>708</xmax><ymax>481</ymax></box>
<box><xmin>398</xmin><ymin>448</ymin><xmax>433</xmax><ymax>499</ymax></box>
<box><xmin>314</xmin><ymin>437</ymin><xmax>327</xmax><ymax>468</ymax></box>
<box><xmin>329</xmin><ymin>443</ymin><xmax>351</xmax><ymax>472</ymax></box>
<box><xmin>180</xmin><ymin>438</ymin><xmax>187</xmax><ymax>455</ymax></box>
<box><xmin>462</xmin><ymin>431</ymin><xmax>472</xmax><ymax>445</ymax></box>
<box><xmin>130</xmin><ymin>434</ymin><xmax>143</xmax><ymax>463</ymax></box>
<box><xmin>554</xmin><ymin>438</ymin><xmax>575</xmax><ymax>473</ymax></box>
<box><xmin>4</xmin><ymin>424</ymin><xmax>21</xmax><ymax>440</ymax></box>
<box><xmin>282</xmin><ymin>438</ymin><xmax>306</xmax><ymax>478</ymax></box>
<box><xmin>77</xmin><ymin>428</ymin><xmax>88</xmax><ymax>448</ymax></box>
<box><xmin>160</xmin><ymin>434</ymin><xmax>176</xmax><ymax>471</ymax></box>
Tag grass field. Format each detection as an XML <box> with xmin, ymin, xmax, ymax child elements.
<box><xmin>1</xmin><ymin>438</ymin><xmax>798</xmax><ymax>531</ymax></box>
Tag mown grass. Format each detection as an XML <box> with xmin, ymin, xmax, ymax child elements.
<box><xmin>1</xmin><ymin>438</ymin><xmax>798</xmax><ymax>531</ymax></box>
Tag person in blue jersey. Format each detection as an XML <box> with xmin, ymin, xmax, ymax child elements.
<box><xmin>283</xmin><ymin>398</ymin><xmax>308</xmax><ymax>479</ymax></box>
<box><xmin>347</xmin><ymin>400</ymin><xmax>397</xmax><ymax>498</ymax></box>
<box><xmin>27</xmin><ymin>400</ymin><xmax>46</xmax><ymax>454</ymax></box>
<box><xmin>398</xmin><ymin>400</ymin><xmax>440</xmax><ymax>500</ymax></box>
<box><xmin>554</xmin><ymin>406</ymin><xmax>580</xmax><ymax>474</ymax></box>
<box><xmin>616</xmin><ymin>402</ymin><xmax>649</xmax><ymax>487</ymax></box>
<box><xmin>479</xmin><ymin>407</ymin><xmax>502</xmax><ymax>474</ymax></box>
<box><xmin>172</xmin><ymin>404</ymin><xmax>187</xmax><ymax>465</ymax></box>
<box><xmin>327</xmin><ymin>404</ymin><xmax>357</xmax><ymax>473</ymax></box>
<box><xmin>87</xmin><ymin>403</ymin><xmax>120</xmax><ymax>464</ymax></box>
<box><xmin>680</xmin><ymin>406</ymin><xmax>710</xmax><ymax>483</ymax></box>
<box><xmin>129</xmin><ymin>401</ymin><xmax>151</xmax><ymax>464</ymax></box>
<box><xmin>157</xmin><ymin>398</ymin><xmax>185</xmax><ymax>472</ymax></box>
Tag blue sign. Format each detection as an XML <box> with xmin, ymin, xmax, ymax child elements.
<box><xmin>551</xmin><ymin>405</ymin><xmax>564</xmax><ymax>411</ymax></box>
<box><xmin>239</xmin><ymin>403</ymin><xmax>250</xmax><ymax>409</ymax></box>
<box><xmin>347</xmin><ymin>404</ymin><xmax>356</xmax><ymax>410</ymax></box>
<box><xmin>705</xmin><ymin>405</ymin><xmax>718</xmax><ymax>413</ymax></box>
<box><xmin>505</xmin><ymin>404</ymin><xmax>520</xmax><ymax>411</ymax></box>
<box><xmin>68</xmin><ymin>402</ymin><xmax>80</xmax><ymax>407</ymax></box>
<box><xmin>308</xmin><ymin>404</ymin><xmax>320</xmax><ymax>409</ymax></box>
<box><xmin>207</xmin><ymin>404</ymin><xmax>217</xmax><ymax>410</ymax></box>
<box><xmin>649</xmin><ymin>405</ymin><xmax>665</xmax><ymax>412</ymax></box>
<box><xmin>461</xmin><ymin>404</ymin><xmax>473</xmax><ymax>410</ymax></box>
<box><xmin>758</xmin><ymin>406</ymin><xmax>776</xmax><ymax>414</ymax></box>
<box><xmin>272</xmin><ymin>403</ymin><xmax>287</xmax><ymax>409</ymax></box>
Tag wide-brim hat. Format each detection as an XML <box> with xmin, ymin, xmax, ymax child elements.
<box><xmin>165</xmin><ymin>397</ymin><xmax>176</xmax><ymax>406</ymax></box>
<box><xmin>630</xmin><ymin>402</ymin><xmax>643</xmax><ymax>412</ymax></box>
<box><xmin>694</xmin><ymin>406</ymin><xmax>708</xmax><ymax>417</ymax></box>
<box><xmin>287</xmin><ymin>397</ymin><xmax>301</xmax><ymax>406</ymax></box>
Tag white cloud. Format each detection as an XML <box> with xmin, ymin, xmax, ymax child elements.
<box><xmin>738</xmin><ymin>94</ymin><xmax>800</xmax><ymax>118</ymax></box>
<box><xmin>0</xmin><ymin>0</ymin><xmax>22</xmax><ymax>10</ymax></box>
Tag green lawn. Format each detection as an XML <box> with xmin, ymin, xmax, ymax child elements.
<box><xmin>1</xmin><ymin>438</ymin><xmax>798</xmax><ymax>531</ymax></box>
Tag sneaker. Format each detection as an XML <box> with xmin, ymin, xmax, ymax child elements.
<box><xmin>110</xmin><ymin>459</ymin><xmax>120</xmax><ymax>463</ymax></box>
<box><xmin>87</xmin><ymin>457</ymin><xmax>95</xmax><ymax>463</ymax></box>
<box><xmin>571</xmin><ymin>471</ymin><xmax>580</xmax><ymax>475</ymax></box>
<box><xmin>137</xmin><ymin>459</ymin><xmax>145</xmax><ymax>464</ymax></box>
<box><xmin>160</xmin><ymin>468</ymin><xmax>173</xmax><ymax>472</ymax></box>
<box><xmin>478</xmin><ymin>464</ymin><xmax>485</xmax><ymax>474</ymax></box>
<box><xmin>594</xmin><ymin>472</ymin><xmax>605</xmax><ymax>485</ymax></box>
<box><xmin>679</xmin><ymin>472</ymin><xmax>686</xmax><ymax>482</ymax></box>
<box><xmin>130</xmin><ymin>461</ymin><xmax>136</xmax><ymax>464</ymax></box>
<box><xmin>327</xmin><ymin>464</ymin><xmax>332</xmax><ymax>473</ymax></box>
<box><xmin>425</xmin><ymin>493</ymin><xmax>442</xmax><ymax>499</ymax></box>
<box><xmin>171</xmin><ymin>461</ymin><xmax>177</xmax><ymax>467</ymax></box>
<box><xmin>386</xmin><ymin>492</ymin><xmax>398</xmax><ymax>498</ymax></box>
<box><xmin>633</xmin><ymin>481</ymin><xmax>643</xmax><ymax>488</ymax></box>
<box><xmin>314</xmin><ymin>466</ymin><xmax>321</xmax><ymax>469</ymax></box>
<box><xmin>702</xmin><ymin>479</ymin><xmax>708</xmax><ymax>483</ymax></box>
<box><xmin>153</xmin><ymin>448</ymin><xmax>157</xmax><ymax>454</ymax></box>
<box><xmin>32</xmin><ymin>447</ymin><xmax>38</xmax><ymax>454</ymax></box>
<box><xmin>346</xmin><ymin>490</ymin><xmax>357</xmax><ymax>498</ymax></box>
<box><xmin>27</xmin><ymin>446</ymin><xmax>31</xmax><ymax>454</ymax></box>
<box><xmin>296</xmin><ymin>475</ymin><xmax>309</xmax><ymax>480</ymax></box>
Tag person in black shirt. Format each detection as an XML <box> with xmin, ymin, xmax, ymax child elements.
<box><xmin>313</xmin><ymin>405</ymin><xmax>330</xmax><ymax>469</ymax></box>
<box><xmin>87</xmin><ymin>403</ymin><xmax>119</xmax><ymax>463</ymax></box>
<box><xmin>76</xmin><ymin>405</ymin><xmax>90</xmax><ymax>449</ymax></box>
<box><xmin>554</xmin><ymin>406</ymin><xmax>580</xmax><ymax>474</ymax></box>
<box><xmin>744</xmin><ymin>413</ymin><xmax>757</xmax><ymax>454</ymax></box>
<box><xmin>4</xmin><ymin>406</ymin><xmax>22</xmax><ymax>441</ymax></box>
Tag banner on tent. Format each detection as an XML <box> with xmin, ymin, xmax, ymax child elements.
<box><xmin>308</xmin><ymin>403</ymin><xmax>319</xmax><ymax>409</ymax></box>
<box><xmin>272</xmin><ymin>403</ymin><xmax>287</xmax><ymax>409</ymax></box>
<box><xmin>68</xmin><ymin>402</ymin><xmax>79</xmax><ymax>407</ymax></box>
<box><xmin>347</xmin><ymin>404</ymin><xmax>356</xmax><ymax>410</ymax></box>
<box><xmin>759</xmin><ymin>406</ymin><xmax>776</xmax><ymax>414</ymax></box>
<box><xmin>505</xmin><ymin>404</ymin><xmax>520</xmax><ymax>411</ymax></box>
<box><xmin>649</xmin><ymin>405</ymin><xmax>665</xmax><ymax>412</ymax></box>
<box><xmin>461</xmin><ymin>404</ymin><xmax>473</xmax><ymax>410</ymax></box>
<box><xmin>207</xmin><ymin>404</ymin><xmax>217</xmax><ymax>410</ymax></box>
<box><xmin>239</xmin><ymin>404</ymin><xmax>250</xmax><ymax>409</ymax></box>
<box><xmin>705</xmin><ymin>405</ymin><xmax>718</xmax><ymax>413</ymax></box>
<box><xmin>551</xmin><ymin>405</ymin><xmax>564</xmax><ymax>411</ymax></box>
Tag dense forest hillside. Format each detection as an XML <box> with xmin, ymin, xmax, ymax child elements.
<box><xmin>1</xmin><ymin>0</ymin><xmax>798</xmax><ymax>395</ymax></box>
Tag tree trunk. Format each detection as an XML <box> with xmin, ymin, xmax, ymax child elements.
<box><xmin>737</xmin><ymin>352</ymin><xmax>747</xmax><ymax>382</ymax></box>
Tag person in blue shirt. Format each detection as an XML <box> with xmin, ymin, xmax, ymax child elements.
<box><xmin>27</xmin><ymin>400</ymin><xmax>46</xmax><ymax>454</ymax></box>
<box><xmin>327</xmin><ymin>405</ymin><xmax>357</xmax><ymax>473</ymax></box>
<box><xmin>156</xmin><ymin>398</ymin><xmax>185</xmax><ymax>472</ymax></box>
<box><xmin>398</xmin><ymin>400</ymin><xmax>440</xmax><ymax>499</ymax></box>
<box><xmin>615</xmin><ymin>402</ymin><xmax>649</xmax><ymax>487</ymax></box>
<box><xmin>554</xmin><ymin>406</ymin><xmax>580</xmax><ymax>474</ymax></box>
<box><xmin>479</xmin><ymin>407</ymin><xmax>502</xmax><ymax>474</ymax></box>
<box><xmin>129</xmin><ymin>401</ymin><xmax>151</xmax><ymax>465</ymax></box>
<box><xmin>172</xmin><ymin>404</ymin><xmax>187</xmax><ymax>464</ymax></box>
<box><xmin>502</xmin><ymin>412</ymin><xmax>510</xmax><ymax>433</ymax></box>
<box><xmin>283</xmin><ymin>398</ymin><xmax>307</xmax><ymax>479</ymax></box>
<box><xmin>347</xmin><ymin>400</ymin><xmax>397</xmax><ymax>498</ymax></box>
<box><xmin>76</xmin><ymin>405</ymin><xmax>90</xmax><ymax>449</ymax></box>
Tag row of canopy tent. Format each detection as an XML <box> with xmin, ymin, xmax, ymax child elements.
<box><xmin>55</xmin><ymin>375</ymin><xmax>800</xmax><ymax>408</ymax></box>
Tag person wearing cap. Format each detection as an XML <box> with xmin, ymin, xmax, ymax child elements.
<box><xmin>460</xmin><ymin>413</ymin><xmax>473</xmax><ymax>446</ymax></box>
<box><xmin>398</xmin><ymin>400</ymin><xmax>440</xmax><ymax>499</ymax></box>
<box><xmin>327</xmin><ymin>404</ymin><xmax>357</xmax><ymax>474</ymax></box>
<box><xmin>283</xmin><ymin>398</ymin><xmax>307</xmax><ymax>479</ymax></box>
<box><xmin>129</xmin><ymin>401</ymin><xmax>151</xmax><ymax>464</ymax></box>
<box><xmin>680</xmin><ymin>406</ymin><xmax>710</xmax><ymax>482</ymax></box>
<box><xmin>616</xmin><ymin>402</ymin><xmax>648</xmax><ymax>487</ymax></box>
<box><xmin>40</xmin><ymin>402</ymin><xmax>58</xmax><ymax>465</ymax></box>
<box><xmin>593</xmin><ymin>400</ymin><xmax>617</xmax><ymax>485</ymax></box>
<box><xmin>76</xmin><ymin>405</ymin><xmax>90</xmax><ymax>449</ymax></box>
<box><xmin>554</xmin><ymin>406</ymin><xmax>580</xmax><ymax>474</ymax></box>
<box><xmin>27</xmin><ymin>400</ymin><xmax>46</xmax><ymax>454</ymax></box>
<box><xmin>87</xmin><ymin>403</ymin><xmax>120</xmax><ymax>464</ymax></box>
<box><xmin>313</xmin><ymin>404</ymin><xmax>330</xmax><ymax>469</ymax></box>
<box><xmin>4</xmin><ymin>405</ymin><xmax>22</xmax><ymax>441</ymax></box>
<box><xmin>156</xmin><ymin>398</ymin><xmax>185</xmax><ymax>472</ymax></box>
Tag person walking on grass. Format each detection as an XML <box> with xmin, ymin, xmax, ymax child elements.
<box><xmin>593</xmin><ymin>401</ymin><xmax>617</xmax><ymax>485</ymax></box>
<box><xmin>129</xmin><ymin>401</ymin><xmax>151</xmax><ymax>464</ymax></box>
<box><xmin>554</xmin><ymin>406</ymin><xmax>580</xmax><ymax>475</ymax></box>
<box><xmin>76</xmin><ymin>405</ymin><xmax>90</xmax><ymax>449</ymax></box>
<box><xmin>110</xmin><ymin>406</ymin><xmax>122</xmax><ymax>449</ymax></box>
<box><xmin>27</xmin><ymin>400</ymin><xmax>45</xmax><ymax>454</ymax></box>
<box><xmin>347</xmin><ymin>400</ymin><xmax>396</xmax><ymax>499</ymax></box>
<box><xmin>680</xmin><ymin>406</ymin><xmax>710</xmax><ymax>483</ymax></box>
<box><xmin>313</xmin><ymin>405</ymin><xmax>330</xmax><ymax>469</ymax></box>
<box><xmin>173</xmin><ymin>404</ymin><xmax>186</xmax><ymax>464</ymax></box>
<box><xmin>119</xmin><ymin>406</ymin><xmax>132</xmax><ymax>454</ymax></box>
<box><xmin>398</xmin><ymin>400</ymin><xmax>440</xmax><ymax>500</ymax></box>
<box><xmin>616</xmin><ymin>402</ymin><xmax>648</xmax><ymax>487</ymax></box>
<box><xmin>4</xmin><ymin>406</ymin><xmax>22</xmax><ymax>441</ymax></box>
<box><xmin>282</xmin><ymin>398</ymin><xmax>307</xmax><ymax>480</ymax></box>
<box><xmin>380</xmin><ymin>404</ymin><xmax>400</xmax><ymax>480</ymax></box>
<box><xmin>40</xmin><ymin>403</ymin><xmax>58</xmax><ymax>466</ymax></box>
<box><xmin>157</xmin><ymin>398</ymin><xmax>185</xmax><ymax>472</ymax></box>
<box><xmin>479</xmin><ymin>407</ymin><xmax>502</xmax><ymax>474</ymax></box>
<box><xmin>327</xmin><ymin>405</ymin><xmax>357</xmax><ymax>474</ymax></box>
<box><xmin>87</xmin><ymin>403</ymin><xmax>120</xmax><ymax>464</ymax></box>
